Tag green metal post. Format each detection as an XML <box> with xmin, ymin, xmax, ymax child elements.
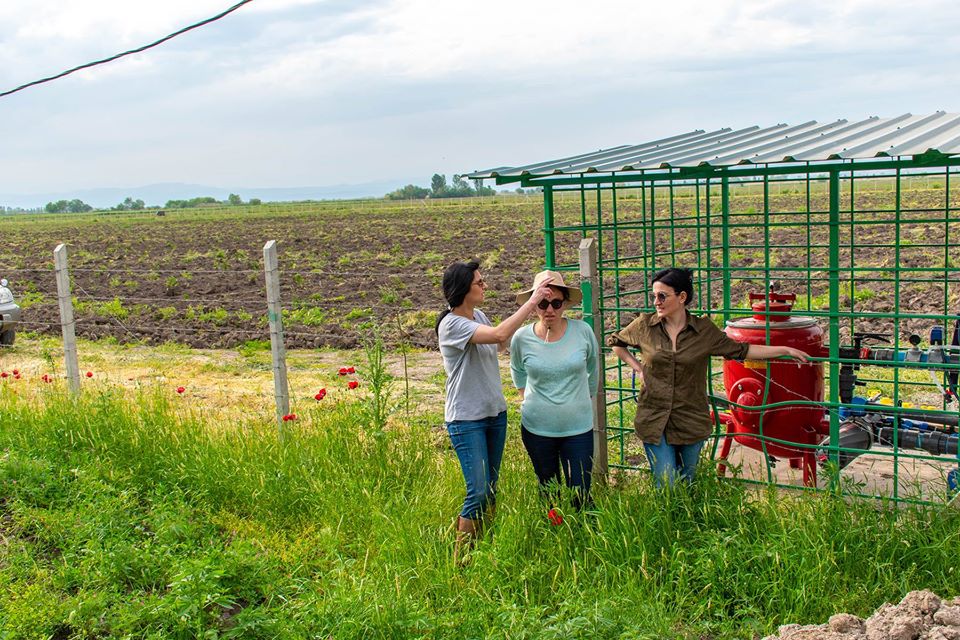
<box><xmin>544</xmin><ymin>184</ymin><xmax>556</xmax><ymax>268</ymax></box>
<box><xmin>596</xmin><ymin>185</ymin><xmax>604</xmax><ymax>304</ymax></box>
<box><xmin>721</xmin><ymin>175</ymin><xmax>731</xmax><ymax>321</ymax></box>
<box><xmin>641</xmin><ymin>183</ymin><xmax>650</xmax><ymax>285</ymax></box>
<box><xmin>759</xmin><ymin>174</ymin><xmax>773</xmax><ymax>482</ymax></box>
<box><xmin>805</xmin><ymin>165</ymin><xmax>812</xmax><ymax>308</ymax></box>
<box><xmin>611</xmin><ymin>182</ymin><xmax>621</xmax><ymax>309</ymax></box>
<box><xmin>892</xmin><ymin>168</ymin><xmax>903</xmax><ymax>501</ymax></box>
<box><xmin>828</xmin><ymin>170</ymin><xmax>841</xmax><ymax>474</ymax></box>
<box><xmin>650</xmin><ymin>183</ymin><xmax>657</xmax><ymax>273</ymax></box>
<box><xmin>705</xmin><ymin>179</ymin><xmax>712</xmax><ymax>312</ymax></box>
<box><xmin>579</xmin><ymin>177</ymin><xmax>587</xmax><ymax>239</ymax></box>
<box><xmin>668</xmin><ymin>182</ymin><xmax>676</xmax><ymax>266</ymax></box>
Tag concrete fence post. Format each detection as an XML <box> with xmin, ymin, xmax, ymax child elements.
<box><xmin>263</xmin><ymin>240</ymin><xmax>290</xmax><ymax>430</ymax></box>
<box><xmin>53</xmin><ymin>244</ymin><xmax>81</xmax><ymax>394</ymax></box>
<box><xmin>579</xmin><ymin>237</ymin><xmax>608</xmax><ymax>482</ymax></box>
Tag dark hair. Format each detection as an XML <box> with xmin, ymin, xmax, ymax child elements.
<box><xmin>549</xmin><ymin>285</ymin><xmax>570</xmax><ymax>301</ymax></box>
<box><xmin>435</xmin><ymin>260</ymin><xmax>481</xmax><ymax>334</ymax></box>
<box><xmin>652</xmin><ymin>267</ymin><xmax>694</xmax><ymax>306</ymax></box>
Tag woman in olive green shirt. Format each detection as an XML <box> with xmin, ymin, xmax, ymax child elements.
<box><xmin>608</xmin><ymin>268</ymin><xmax>808</xmax><ymax>487</ymax></box>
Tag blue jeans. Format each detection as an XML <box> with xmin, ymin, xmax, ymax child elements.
<box><xmin>446</xmin><ymin>411</ymin><xmax>507</xmax><ymax>520</ymax></box>
<box><xmin>520</xmin><ymin>425</ymin><xmax>594</xmax><ymax>509</ymax></box>
<box><xmin>644</xmin><ymin>434</ymin><xmax>706</xmax><ymax>488</ymax></box>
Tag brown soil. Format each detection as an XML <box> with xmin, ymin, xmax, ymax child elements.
<box><xmin>0</xmin><ymin>188</ymin><xmax>955</xmax><ymax>353</ymax></box>
<box><xmin>0</xmin><ymin>200</ymin><xmax>548</xmax><ymax>349</ymax></box>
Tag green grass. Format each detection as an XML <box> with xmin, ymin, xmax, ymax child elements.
<box><xmin>72</xmin><ymin>297</ymin><xmax>132</xmax><ymax>321</ymax></box>
<box><xmin>1</xmin><ymin>382</ymin><xmax>959</xmax><ymax>638</ymax></box>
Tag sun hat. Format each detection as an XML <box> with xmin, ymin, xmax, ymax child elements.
<box><xmin>515</xmin><ymin>270</ymin><xmax>583</xmax><ymax>305</ymax></box>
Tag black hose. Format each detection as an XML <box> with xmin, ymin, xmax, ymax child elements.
<box><xmin>951</xmin><ymin>317</ymin><xmax>960</xmax><ymax>395</ymax></box>
<box><xmin>864</xmin><ymin>403</ymin><xmax>959</xmax><ymax>428</ymax></box>
<box><xmin>876</xmin><ymin>427</ymin><xmax>959</xmax><ymax>456</ymax></box>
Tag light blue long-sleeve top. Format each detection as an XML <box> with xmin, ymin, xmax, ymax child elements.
<box><xmin>509</xmin><ymin>318</ymin><xmax>599</xmax><ymax>438</ymax></box>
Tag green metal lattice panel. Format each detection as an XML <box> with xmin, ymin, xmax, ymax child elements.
<box><xmin>541</xmin><ymin>158</ymin><xmax>960</xmax><ymax>505</ymax></box>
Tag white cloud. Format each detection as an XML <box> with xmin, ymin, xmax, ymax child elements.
<box><xmin>0</xmin><ymin>0</ymin><xmax>958</xmax><ymax>197</ymax></box>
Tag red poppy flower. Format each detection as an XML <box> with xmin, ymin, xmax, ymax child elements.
<box><xmin>348</xmin><ymin>380</ymin><xmax>359</xmax><ymax>390</ymax></box>
<box><xmin>547</xmin><ymin>508</ymin><xmax>563</xmax><ymax>526</ymax></box>
<box><xmin>0</xmin><ymin>372</ymin><xmax>7</xmax><ymax>379</ymax></box>
<box><xmin>338</xmin><ymin>367</ymin><xmax>348</xmax><ymax>376</ymax></box>
<box><xmin>315</xmin><ymin>388</ymin><xmax>327</xmax><ymax>401</ymax></box>
<box><xmin>282</xmin><ymin>413</ymin><xmax>297</xmax><ymax>422</ymax></box>
<box><xmin>346</xmin><ymin>366</ymin><xmax>356</xmax><ymax>374</ymax></box>
<box><xmin>176</xmin><ymin>386</ymin><xmax>185</xmax><ymax>394</ymax></box>
<box><xmin>85</xmin><ymin>371</ymin><xmax>93</xmax><ymax>378</ymax></box>
<box><xmin>13</xmin><ymin>374</ymin><xmax>20</xmax><ymax>380</ymax></box>
<box><xmin>11</xmin><ymin>369</ymin><xmax>18</xmax><ymax>376</ymax></box>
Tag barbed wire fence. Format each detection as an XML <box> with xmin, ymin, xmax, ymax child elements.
<box><xmin>0</xmin><ymin>239</ymin><xmax>606</xmax><ymax>463</ymax></box>
<box><xmin>1</xmin><ymin>240</ymin><xmax>459</xmax><ymax>430</ymax></box>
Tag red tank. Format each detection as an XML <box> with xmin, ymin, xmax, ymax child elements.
<box><xmin>717</xmin><ymin>292</ymin><xmax>826</xmax><ymax>485</ymax></box>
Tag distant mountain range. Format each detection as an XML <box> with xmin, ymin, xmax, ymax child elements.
<box><xmin>0</xmin><ymin>179</ymin><xmax>424</xmax><ymax>210</ymax></box>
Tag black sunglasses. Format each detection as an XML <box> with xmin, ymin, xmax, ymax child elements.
<box><xmin>650</xmin><ymin>291</ymin><xmax>676</xmax><ymax>303</ymax></box>
<box><xmin>537</xmin><ymin>299</ymin><xmax>564</xmax><ymax>310</ymax></box>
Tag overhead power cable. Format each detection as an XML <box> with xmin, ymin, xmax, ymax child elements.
<box><xmin>0</xmin><ymin>0</ymin><xmax>256</xmax><ymax>99</ymax></box>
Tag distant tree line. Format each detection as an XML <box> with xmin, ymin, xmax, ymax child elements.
<box><xmin>385</xmin><ymin>174</ymin><xmax>496</xmax><ymax>200</ymax></box>
<box><xmin>113</xmin><ymin>197</ymin><xmax>145</xmax><ymax>211</ymax></box>
<box><xmin>44</xmin><ymin>199</ymin><xmax>93</xmax><ymax>213</ymax></box>
<box><xmin>0</xmin><ymin>205</ymin><xmax>44</xmax><ymax>214</ymax></box>
<box><xmin>164</xmin><ymin>194</ymin><xmax>261</xmax><ymax>209</ymax></box>
<box><xmin>38</xmin><ymin>194</ymin><xmax>265</xmax><ymax>214</ymax></box>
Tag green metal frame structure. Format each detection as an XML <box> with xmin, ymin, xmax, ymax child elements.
<box><xmin>485</xmin><ymin>151</ymin><xmax>960</xmax><ymax>504</ymax></box>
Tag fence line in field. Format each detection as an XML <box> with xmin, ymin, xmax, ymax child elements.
<box><xmin>3</xmin><ymin>239</ymin><xmax>608</xmax><ymax>470</ymax></box>
<box><xmin>21</xmin><ymin>301</ymin><xmax>441</xmax><ymax>322</ymax></box>
<box><xmin>7</xmin><ymin>261</ymin><xmax>449</xmax><ymax>336</ymax></box>
<box><xmin>44</xmin><ymin>319</ymin><xmax>425</xmax><ymax>341</ymax></box>
<box><xmin>15</xmin><ymin>321</ymin><xmax>62</xmax><ymax>328</ymax></box>
<box><xmin>3</xmin><ymin>265</ymin><xmax>445</xmax><ymax>279</ymax></box>
<box><xmin>6</xmin><ymin>256</ymin><xmax>453</xmax><ymax>357</ymax></box>
<box><xmin>52</xmin><ymin>295</ymin><xmax>441</xmax><ymax>313</ymax></box>
<box><xmin>17</xmin><ymin>320</ymin><xmax>373</xmax><ymax>340</ymax></box>
<box><xmin>11</xmin><ymin>240</ymin><xmax>434</xmax><ymax>428</ymax></box>
<box><xmin>53</xmin><ymin>295</ymin><xmax>274</xmax><ymax>305</ymax></box>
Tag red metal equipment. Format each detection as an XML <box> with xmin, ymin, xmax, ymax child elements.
<box><xmin>716</xmin><ymin>292</ymin><xmax>827</xmax><ymax>485</ymax></box>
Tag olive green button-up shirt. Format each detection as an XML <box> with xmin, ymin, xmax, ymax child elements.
<box><xmin>607</xmin><ymin>311</ymin><xmax>749</xmax><ymax>445</ymax></box>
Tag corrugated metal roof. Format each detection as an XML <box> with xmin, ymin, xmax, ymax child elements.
<box><xmin>466</xmin><ymin>112</ymin><xmax>960</xmax><ymax>180</ymax></box>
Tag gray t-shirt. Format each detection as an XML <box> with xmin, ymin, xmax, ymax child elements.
<box><xmin>438</xmin><ymin>310</ymin><xmax>508</xmax><ymax>423</ymax></box>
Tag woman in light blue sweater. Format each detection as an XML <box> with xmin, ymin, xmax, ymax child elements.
<box><xmin>510</xmin><ymin>270</ymin><xmax>599</xmax><ymax>511</ymax></box>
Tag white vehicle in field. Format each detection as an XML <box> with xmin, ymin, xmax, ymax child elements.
<box><xmin>0</xmin><ymin>278</ymin><xmax>21</xmax><ymax>346</ymax></box>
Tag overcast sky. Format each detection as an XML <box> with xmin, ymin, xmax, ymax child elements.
<box><xmin>1</xmin><ymin>0</ymin><xmax>958</xmax><ymax>199</ymax></box>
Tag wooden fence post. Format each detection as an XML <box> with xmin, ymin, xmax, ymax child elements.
<box><xmin>263</xmin><ymin>240</ymin><xmax>290</xmax><ymax>430</ymax></box>
<box><xmin>579</xmin><ymin>238</ymin><xmax>608</xmax><ymax>481</ymax></box>
<box><xmin>53</xmin><ymin>244</ymin><xmax>81</xmax><ymax>394</ymax></box>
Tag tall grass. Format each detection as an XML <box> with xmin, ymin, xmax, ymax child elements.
<box><xmin>1</xmin><ymin>384</ymin><xmax>959</xmax><ymax>638</ymax></box>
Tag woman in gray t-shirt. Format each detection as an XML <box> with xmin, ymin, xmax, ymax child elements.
<box><xmin>436</xmin><ymin>260</ymin><xmax>551</xmax><ymax>564</ymax></box>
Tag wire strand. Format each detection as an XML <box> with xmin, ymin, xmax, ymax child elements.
<box><xmin>0</xmin><ymin>0</ymin><xmax>257</xmax><ymax>99</ymax></box>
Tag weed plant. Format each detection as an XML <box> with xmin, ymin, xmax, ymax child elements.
<box><xmin>362</xmin><ymin>333</ymin><xmax>396</xmax><ymax>435</ymax></box>
<box><xmin>1</xmin><ymin>385</ymin><xmax>959</xmax><ymax>638</ymax></box>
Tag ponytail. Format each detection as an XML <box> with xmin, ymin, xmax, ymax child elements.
<box><xmin>435</xmin><ymin>260</ymin><xmax>480</xmax><ymax>334</ymax></box>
